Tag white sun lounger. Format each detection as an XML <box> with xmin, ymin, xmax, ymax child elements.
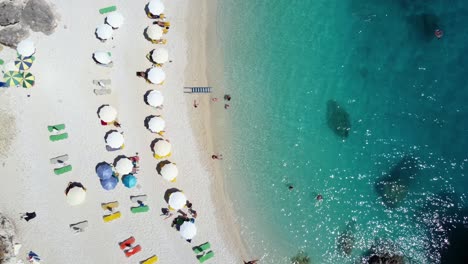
<box><xmin>183</xmin><ymin>87</ymin><xmax>212</xmax><ymax>93</ymax></box>
<box><xmin>50</xmin><ymin>154</ymin><xmax>69</xmax><ymax>164</ymax></box>
<box><xmin>92</xmin><ymin>79</ymin><xmax>111</xmax><ymax>86</ymax></box>
<box><xmin>70</xmin><ymin>221</ymin><xmax>88</xmax><ymax>233</ymax></box>
<box><xmin>94</xmin><ymin>88</ymin><xmax>112</xmax><ymax>95</ymax></box>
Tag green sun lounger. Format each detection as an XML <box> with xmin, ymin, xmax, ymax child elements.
<box><xmin>54</xmin><ymin>165</ymin><xmax>72</xmax><ymax>175</ymax></box>
<box><xmin>99</xmin><ymin>6</ymin><xmax>116</xmax><ymax>14</ymax></box>
<box><xmin>48</xmin><ymin>124</ymin><xmax>65</xmax><ymax>132</ymax></box>
<box><xmin>193</xmin><ymin>242</ymin><xmax>211</xmax><ymax>254</ymax></box>
<box><xmin>131</xmin><ymin>205</ymin><xmax>149</xmax><ymax>214</ymax></box>
<box><xmin>49</xmin><ymin>133</ymin><xmax>68</xmax><ymax>141</ymax></box>
<box><xmin>197</xmin><ymin>251</ymin><xmax>214</xmax><ymax>263</ymax></box>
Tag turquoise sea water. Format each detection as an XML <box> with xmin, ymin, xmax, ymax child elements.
<box><xmin>219</xmin><ymin>1</ymin><xmax>468</xmax><ymax>263</ymax></box>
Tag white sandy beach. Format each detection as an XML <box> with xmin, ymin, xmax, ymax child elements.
<box><xmin>0</xmin><ymin>0</ymin><xmax>247</xmax><ymax>263</ymax></box>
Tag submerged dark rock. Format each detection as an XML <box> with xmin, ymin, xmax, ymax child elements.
<box><xmin>375</xmin><ymin>155</ymin><xmax>420</xmax><ymax>208</ymax></box>
<box><xmin>362</xmin><ymin>239</ymin><xmax>406</xmax><ymax>264</ymax></box>
<box><xmin>326</xmin><ymin>100</ymin><xmax>351</xmax><ymax>139</ymax></box>
<box><xmin>0</xmin><ymin>1</ymin><xmax>22</xmax><ymax>27</ymax></box>
<box><xmin>21</xmin><ymin>0</ymin><xmax>58</xmax><ymax>35</ymax></box>
<box><xmin>337</xmin><ymin>220</ymin><xmax>356</xmax><ymax>255</ymax></box>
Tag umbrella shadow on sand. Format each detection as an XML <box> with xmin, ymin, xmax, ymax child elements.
<box><xmin>150</xmin><ymin>138</ymin><xmax>165</xmax><ymax>152</ymax></box>
<box><xmin>164</xmin><ymin>188</ymin><xmax>181</xmax><ymax>203</ymax></box>
<box><xmin>97</xmin><ymin>104</ymin><xmax>110</xmax><ymax>118</ymax></box>
<box><xmin>113</xmin><ymin>155</ymin><xmax>129</xmax><ymax>167</ymax></box>
<box><xmin>156</xmin><ymin>160</ymin><xmax>171</xmax><ymax>175</ymax></box>
<box><xmin>144</xmin><ymin>115</ymin><xmax>157</xmax><ymax>128</ymax></box>
<box><xmin>65</xmin><ymin>182</ymin><xmax>85</xmax><ymax>195</ymax></box>
<box><xmin>144</xmin><ymin>90</ymin><xmax>156</xmax><ymax>106</ymax></box>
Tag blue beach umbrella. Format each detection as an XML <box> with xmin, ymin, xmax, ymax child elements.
<box><xmin>96</xmin><ymin>163</ymin><xmax>113</xmax><ymax>180</ymax></box>
<box><xmin>15</xmin><ymin>55</ymin><xmax>35</xmax><ymax>71</ymax></box>
<box><xmin>100</xmin><ymin>176</ymin><xmax>118</xmax><ymax>190</ymax></box>
<box><xmin>122</xmin><ymin>174</ymin><xmax>137</xmax><ymax>188</ymax></box>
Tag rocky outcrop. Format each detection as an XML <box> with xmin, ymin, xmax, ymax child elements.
<box><xmin>0</xmin><ymin>0</ymin><xmax>57</xmax><ymax>47</ymax></box>
<box><xmin>0</xmin><ymin>213</ymin><xmax>17</xmax><ymax>263</ymax></box>
<box><xmin>0</xmin><ymin>25</ymin><xmax>30</xmax><ymax>47</ymax></box>
<box><xmin>0</xmin><ymin>1</ymin><xmax>22</xmax><ymax>27</ymax></box>
<box><xmin>21</xmin><ymin>0</ymin><xmax>57</xmax><ymax>35</ymax></box>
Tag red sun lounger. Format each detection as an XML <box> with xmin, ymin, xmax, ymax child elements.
<box><xmin>119</xmin><ymin>236</ymin><xmax>135</xmax><ymax>250</ymax></box>
<box><xmin>125</xmin><ymin>245</ymin><xmax>142</xmax><ymax>258</ymax></box>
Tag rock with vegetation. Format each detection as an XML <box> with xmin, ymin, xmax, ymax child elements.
<box><xmin>291</xmin><ymin>251</ymin><xmax>310</xmax><ymax>264</ymax></box>
<box><xmin>21</xmin><ymin>0</ymin><xmax>58</xmax><ymax>35</ymax></box>
<box><xmin>326</xmin><ymin>100</ymin><xmax>351</xmax><ymax>139</ymax></box>
<box><xmin>0</xmin><ymin>1</ymin><xmax>22</xmax><ymax>27</ymax></box>
<box><xmin>0</xmin><ymin>213</ymin><xmax>18</xmax><ymax>263</ymax></box>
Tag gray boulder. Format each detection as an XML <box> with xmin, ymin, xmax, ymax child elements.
<box><xmin>21</xmin><ymin>0</ymin><xmax>57</xmax><ymax>35</ymax></box>
<box><xmin>0</xmin><ymin>213</ymin><xmax>17</xmax><ymax>263</ymax></box>
<box><xmin>0</xmin><ymin>25</ymin><xmax>29</xmax><ymax>47</ymax></box>
<box><xmin>0</xmin><ymin>1</ymin><xmax>22</xmax><ymax>27</ymax></box>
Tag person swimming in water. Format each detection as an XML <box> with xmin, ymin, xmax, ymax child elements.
<box><xmin>435</xmin><ymin>29</ymin><xmax>443</xmax><ymax>39</ymax></box>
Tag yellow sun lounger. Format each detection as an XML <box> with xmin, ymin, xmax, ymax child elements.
<box><xmin>103</xmin><ymin>211</ymin><xmax>121</xmax><ymax>223</ymax></box>
<box><xmin>140</xmin><ymin>255</ymin><xmax>158</xmax><ymax>264</ymax></box>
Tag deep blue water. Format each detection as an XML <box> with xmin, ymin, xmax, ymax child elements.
<box><xmin>218</xmin><ymin>1</ymin><xmax>467</xmax><ymax>263</ymax></box>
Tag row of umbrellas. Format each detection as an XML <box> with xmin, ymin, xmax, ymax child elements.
<box><xmin>96</xmin><ymin>161</ymin><xmax>137</xmax><ymax>190</ymax></box>
<box><xmin>96</xmin><ymin>11</ymin><xmax>124</xmax><ymax>41</ymax></box>
<box><xmin>3</xmin><ymin>71</ymin><xmax>35</xmax><ymax>88</ymax></box>
<box><xmin>98</xmin><ymin>105</ymin><xmax>166</xmax><ymax>132</ymax></box>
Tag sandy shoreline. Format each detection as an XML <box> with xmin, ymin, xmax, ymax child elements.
<box><xmin>185</xmin><ymin>0</ymin><xmax>251</xmax><ymax>261</ymax></box>
<box><xmin>0</xmin><ymin>0</ymin><xmax>246</xmax><ymax>263</ymax></box>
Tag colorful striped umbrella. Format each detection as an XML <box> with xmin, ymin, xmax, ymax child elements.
<box><xmin>3</xmin><ymin>71</ymin><xmax>23</xmax><ymax>87</ymax></box>
<box><xmin>21</xmin><ymin>72</ymin><xmax>35</xmax><ymax>88</ymax></box>
<box><xmin>15</xmin><ymin>55</ymin><xmax>35</xmax><ymax>71</ymax></box>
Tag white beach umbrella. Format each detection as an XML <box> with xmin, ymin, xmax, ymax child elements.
<box><xmin>147</xmin><ymin>116</ymin><xmax>165</xmax><ymax>133</ymax></box>
<box><xmin>93</xmin><ymin>51</ymin><xmax>112</xmax><ymax>65</ymax></box>
<box><xmin>147</xmin><ymin>90</ymin><xmax>164</xmax><ymax>107</ymax></box>
<box><xmin>98</xmin><ymin>105</ymin><xmax>117</xmax><ymax>123</ymax></box>
<box><xmin>147</xmin><ymin>68</ymin><xmax>165</xmax><ymax>84</ymax></box>
<box><xmin>115</xmin><ymin>158</ymin><xmax>133</xmax><ymax>175</ymax></box>
<box><xmin>153</xmin><ymin>139</ymin><xmax>171</xmax><ymax>158</ymax></box>
<box><xmin>146</xmin><ymin>25</ymin><xmax>163</xmax><ymax>40</ymax></box>
<box><xmin>160</xmin><ymin>163</ymin><xmax>178</xmax><ymax>182</ymax></box>
<box><xmin>105</xmin><ymin>131</ymin><xmax>124</xmax><ymax>149</ymax></box>
<box><xmin>17</xmin><ymin>39</ymin><xmax>35</xmax><ymax>57</ymax></box>
<box><xmin>151</xmin><ymin>48</ymin><xmax>169</xmax><ymax>64</ymax></box>
<box><xmin>96</xmin><ymin>24</ymin><xmax>113</xmax><ymax>40</ymax></box>
<box><xmin>180</xmin><ymin>222</ymin><xmax>197</xmax><ymax>240</ymax></box>
<box><xmin>106</xmin><ymin>11</ymin><xmax>124</xmax><ymax>29</ymax></box>
<box><xmin>168</xmin><ymin>191</ymin><xmax>186</xmax><ymax>210</ymax></box>
<box><xmin>148</xmin><ymin>0</ymin><xmax>165</xmax><ymax>15</ymax></box>
<box><xmin>66</xmin><ymin>187</ymin><xmax>86</xmax><ymax>206</ymax></box>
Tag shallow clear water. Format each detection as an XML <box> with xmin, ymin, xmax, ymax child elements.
<box><xmin>219</xmin><ymin>0</ymin><xmax>468</xmax><ymax>263</ymax></box>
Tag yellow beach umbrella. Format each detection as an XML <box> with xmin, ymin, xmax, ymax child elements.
<box><xmin>3</xmin><ymin>71</ymin><xmax>23</xmax><ymax>87</ymax></box>
<box><xmin>21</xmin><ymin>72</ymin><xmax>35</xmax><ymax>88</ymax></box>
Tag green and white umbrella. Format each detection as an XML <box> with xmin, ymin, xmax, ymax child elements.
<box><xmin>21</xmin><ymin>72</ymin><xmax>35</xmax><ymax>88</ymax></box>
<box><xmin>15</xmin><ymin>55</ymin><xmax>35</xmax><ymax>71</ymax></box>
<box><xmin>3</xmin><ymin>71</ymin><xmax>23</xmax><ymax>87</ymax></box>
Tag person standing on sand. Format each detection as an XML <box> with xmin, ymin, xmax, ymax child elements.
<box><xmin>136</xmin><ymin>71</ymin><xmax>148</xmax><ymax>79</ymax></box>
<box><xmin>212</xmin><ymin>154</ymin><xmax>223</xmax><ymax>160</ymax></box>
<box><xmin>193</xmin><ymin>100</ymin><xmax>199</xmax><ymax>108</ymax></box>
